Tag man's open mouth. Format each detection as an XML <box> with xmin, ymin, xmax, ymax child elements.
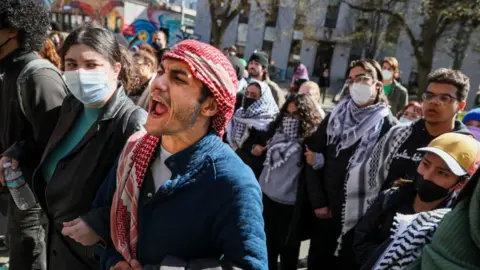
<box><xmin>149</xmin><ymin>97</ymin><xmax>169</xmax><ymax>117</ymax></box>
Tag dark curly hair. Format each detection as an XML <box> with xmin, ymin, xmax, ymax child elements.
<box><xmin>62</xmin><ymin>23</ymin><xmax>140</xmax><ymax>92</ymax></box>
<box><xmin>427</xmin><ymin>68</ymin><xmax>470</xmax><ymax>101</ymax></box>
<box><xmin>267</xmin><ymin>93</ymin><xmax>322</xmax><ymax>139</ymax></box>
<box><xmin>0</xmin><ymin>0</ymin><xmax>50</xmax><ymax>52</ymax></box>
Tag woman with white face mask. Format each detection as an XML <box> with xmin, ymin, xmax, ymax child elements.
<box><xmin>381</xmin><ymin>57</ymin><xmax>409</xmax><ymax>116</ymax></box>
<box><xmin>396</xmin><ymin>101</ymin><xmax>423</xmax><ymax>124</ymax></box>
<box><xmin>30</xmin><ymin>24</ymin><xmax>147</xmax><ymax>270</ymax></box>
<box><xmin>297</xmin><ymin>59</ymin><xmax>397</xmax><ymax>270</ymax></box>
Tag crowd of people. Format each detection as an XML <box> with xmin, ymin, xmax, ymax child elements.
<box><xmin>1</xmin><ymin>1</ymin><xmax>480</xmax><ymax>270</ymax></box>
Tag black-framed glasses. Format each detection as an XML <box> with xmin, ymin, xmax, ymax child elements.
<box><xmin>422</xmin><ymin>92</ymin><xmax>458</xmax><ymax>104</ymax></box>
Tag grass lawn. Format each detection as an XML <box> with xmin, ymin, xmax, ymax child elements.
<box><xmin>458</xmin><ymin>111</ymin><xmax>467</xmax><ymax>121</ymax></box>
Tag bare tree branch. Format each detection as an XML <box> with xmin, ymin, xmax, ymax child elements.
<box><xmin>225</xmin><ymin>0</ymin><xmax>233</xmax><ymax>17</ymax></box>
<box><xmin>342</xmin><ymin>1</ymin><xmax>422</xmax><ymax>61</ymax></box>
<box><xmin>226</xmin><ymin>0</ymin><xmax>248</xmax><ymax>22</ymax></box>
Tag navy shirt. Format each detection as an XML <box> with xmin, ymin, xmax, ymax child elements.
<box><xmin>89</xmin><ymin>132</ymin><xmax>268</xmax><ymax>270</ymax></box>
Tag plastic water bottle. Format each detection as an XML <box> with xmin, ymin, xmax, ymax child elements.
<box><xmin>3</xmin><ymin>162</ymin><xmax>36</xmax><ymax>210</ymax></box>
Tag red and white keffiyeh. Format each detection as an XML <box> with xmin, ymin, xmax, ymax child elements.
<box><xmin>163</xmin><ymin>40</ymin><xmax>238</xmax><ymax>137</ymax></box>
<box><xmin>111</xmin><ymin>40</ymin><xmax>238</xmax><ymax>263</ymax></box>
<box><xmin>110</xmin><ymin>131</ymin><xmax>160</xmax><ymax>263</ymax></box>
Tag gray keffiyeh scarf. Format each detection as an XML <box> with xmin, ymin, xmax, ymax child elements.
<box><xmin>375</xmin><ymin>208</ymin><xmax>451</xmax><ymax>270</ymax></box>
<box><xmin>328</xmin><ymin>96</ymin><xmax>390</xmax><ymax>255</ymax></box>
<box><xmin>226</xmin><ymin>80</ymin><xmax>278</xmax><ymax>149</ymax></box>
<box><xmin>264</xmin><ymin>116</ymin><xmax>301</xmax><ymax>170</ymax></box>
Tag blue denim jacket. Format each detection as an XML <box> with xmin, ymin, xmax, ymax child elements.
<box><xmin>88</xmin><ymin>131</ymin><xmax>268</xmax><ymax>270</ymax></box>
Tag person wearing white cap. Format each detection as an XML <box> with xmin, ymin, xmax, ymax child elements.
<box><xmin>354</xmin><ymin>132</ymin><xmax>480</xmax><ymax>270</ymax></box>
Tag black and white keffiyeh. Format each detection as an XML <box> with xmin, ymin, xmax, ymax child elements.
<box><xmin>226</xmin><ymin>80</ymin><xmax>279</xmax><ymax>149</ymax></box>
<box><xmin>375</xmin><ymin>208</ymin><xmax>451</xmax><ymax>270</ymax></box>
<box><xmin>263</xmin><ymin>116</ymin><xmax>301</xmax><ymax>171</ymax></box>
<box><xmin>330</xmin><ymin>96</ymin><xmax>390</xmax><ymax>255</ymax></box>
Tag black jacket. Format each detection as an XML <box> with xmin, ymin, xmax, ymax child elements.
<box><xmin>0</xmin><ymin>50</ymin><xmax>68</xmax><ymax>187</ymax></box>
<box><xmin>382</xmin><ymin>119</ymin><xmax>470</xmax><ymax>189</ymax></box>
<box><xmin>288</xmin><ymin>112</ymin><xmax>396</xmax><ymax>245</ymax></box>
<box><xmin>235</xmin><ymin>128</ymin><xmax>269</xmax><ymax>179</ymax></box>
<box><xmin>32</xmin><ymin>88</ymin><xmax>147</xmax><ymax>270</ymax></box>
<box><xmin>307</xmin><ymin>113</ymin><xmax>396</xmax><ymax>217</ymax></box>
<box><xmin>354</xmin><ymin>182</ymin><xmax>450</xmax><ymax>269</ymax></box>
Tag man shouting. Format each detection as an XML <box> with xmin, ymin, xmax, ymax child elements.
<box><xmin>84</xmin><ymin>40</ymin><xmax>268</xmax><ymax>270</ymax></box>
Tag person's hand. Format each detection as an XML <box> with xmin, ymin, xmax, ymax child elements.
<box><xmin>0</xmin><ymin>156</ymin><xmax>19</xmax><ymax>185</ymax></box>
<box><xmin>252</xmin><ymin>145</ymin><xmax>267</xmax><ymax>156</ymax></box>
<box><xmin>304</xmin><ymin>146</ymin><xmax>316</xmax><ymax>166</ymax></box>
<box><xmin>314</xmin><ymin>207</ymin><xmax>331</xmax><ymax>219</ymax></box>
<box><xmin>130</xmin><ymin>260</ymin><xmax>142</xmax><ymax>270</ymax></box>
<box><xmin>62</xmin><ymin>218</ymin><xmax>102</xmax><ymax>246</ymax></box>
<box><xmin>110</xmin><ymin>260</ymin><xmax>142</xmax><ymax>270</ymax></box>
<box><xmin>110</xmin><ymin>261</ymin><xmax>133</xmax><ymax>270</ymax></box>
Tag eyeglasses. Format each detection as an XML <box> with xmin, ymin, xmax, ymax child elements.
<box><xmin>346</xmin><ymin>75</ymin><xmax>374</xmax><ymax>86</ymax></box>
<box><xmin>422</xmin><ymin>92</ymin><xmax>458</xmax><ymax>104</ymax></box>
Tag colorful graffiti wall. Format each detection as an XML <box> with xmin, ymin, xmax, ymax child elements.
<box><xmin>47</xmin><ymin>0</ymin><xmax>198</xmax><ymax>47</ymax></box>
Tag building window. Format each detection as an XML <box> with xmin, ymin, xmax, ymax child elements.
<box><xmin>262</xmin><ymin>40</ymin><xmax>274</xmax><ymax>60</ymax></box>
<box><xmin>294</xmin><ymin>0</ymin><xmax>308</xmax><ymax>29</ymax></box>
<box><xmin>347</xmin><ymin>18</ymin><xmax>367</xmax><ymax>67</ymax></box>
<box><xmin>63</xmin><ymin>14</ymin><xmax>71</xmax><ymax>32</ymax></box>
<box><xmin>236</xmin><ymin>23</ymin><xmax>248</xmax><ymax>45</ymax></box>
<box><xmin>324</xmin><ymin>0</ymin><xmax>340</xmax><ymax>29</ymax></box>
<box><xmin>239</xmin><ymin>2</ymin><xmax>251</xmax><ymax>24</ymax></box>
<box><xmin>236</xmin><ymin>45</ymin><xmax>245</xmax><ymax>59</ymax></box>
<box><xmin>265</xmin><ymin>0</ymin><xmax>279</xmax><ymax>27</ymax></box>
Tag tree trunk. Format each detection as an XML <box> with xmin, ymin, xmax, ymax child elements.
<box><xmin>452</xmin><ymin>22</ymin><xmax>472</xmax><ymax>70</ymax></box>
<box><xmin>417</xmin><ymin>62</ymin><xmax>431</xmax><ymax>100</ymax></box>
<box><xmin>416</xmin><ymin>14</ymin><xmax>439</xmax><ymax>98</ymax></box>
<box><xmin>211</xmin><ymin>22</ymin><xmax>226</xmax><ymax>48</ymax></box>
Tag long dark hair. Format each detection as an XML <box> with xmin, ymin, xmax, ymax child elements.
<box><xmin>61</xmin><ymin>23</ymin><xmax>139</xmax><ymax>91</ymax></box>
<box><xmin>267</xmin><ymin>93</ymin><xmax>322</xmax><ymax>139</ymax></box>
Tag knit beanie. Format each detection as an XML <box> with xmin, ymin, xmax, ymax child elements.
<box><xmin>249</xmin><ymin>51</ymin><xmax>269</xmax><ymax>68</ymax></box>
<box><xmin>463</xmin><ymin>108</ymin><xmax>480</xmax><ymax>124</ymax></box>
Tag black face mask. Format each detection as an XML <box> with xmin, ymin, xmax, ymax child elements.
<box><xmin>152</xmin><ymin>41</ymin><xmax>164</xmax><ymax>51</ymax></box>
<box><xmin>243</xmin><ymin>97</ymin><xmax>256</xmax><ymax>110</ymax></box>
<box><xmin>416</xmin><ymin>175</ymin><xmax>452</xmax><ymax>202</ymax></box>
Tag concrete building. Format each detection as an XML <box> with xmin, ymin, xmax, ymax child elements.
<box><xmin>194</xmin><ymin>0</ymin><xmax>480</xmax><ymax>109</ymax></box>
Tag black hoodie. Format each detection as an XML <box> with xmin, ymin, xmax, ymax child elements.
<box><xmin>382</xmin><ymin>119</ymin><xmax>471</xmax><ymax>189</ymax></box>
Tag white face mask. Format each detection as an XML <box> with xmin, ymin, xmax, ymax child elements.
<box><xmin>350</xmin><ymin>83</ymin><xmax>374</xmax><ymax>106</ymax></box>
<box><xmin>399</xmin><ymin>117</ymin><xmax>414</xmax><ymax>124</ymax></box>
<box><xmin>382</xmin><ymin>69</ymin><xmax>393</xmax><ymax>81</ymax></box>
<box><xmin>64</xmin><ymin>69</ymin><xmax>112</xmax><ymax>105</ymax></box>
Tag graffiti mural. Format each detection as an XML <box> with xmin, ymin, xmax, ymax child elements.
<box><xmin>48</xmin><ymin>0</ymin><xmax>196</xmax><ymax>47</ymax></box>
<box><xmin>65</xmin><ymin>0</ymin><xmax>124</xmax><ymax>24</ymax></box>
<box><xmin>122</xmin><ymin>8</ymin><xmax>183</xmax><ymax>48</ymax></box>
<box><xmin>122</xmin><ymin>19</ymin><xmax>159</xmax><ymax>45</ymax></box>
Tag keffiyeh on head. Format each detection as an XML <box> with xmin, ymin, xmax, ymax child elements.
<box><xmin>163</xmin><ymin>40</ymin><xmax>238</xmax><ymax>137</ymax></box>
<box><xmin>292</xmin><ymin>64</ymin><xmax>309</xmax><ymax>83</ymax></box>
<box><xmin>226</xmin><ymin>80</ymin><xmax>279</xmax><ymax>148</ymax></box>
